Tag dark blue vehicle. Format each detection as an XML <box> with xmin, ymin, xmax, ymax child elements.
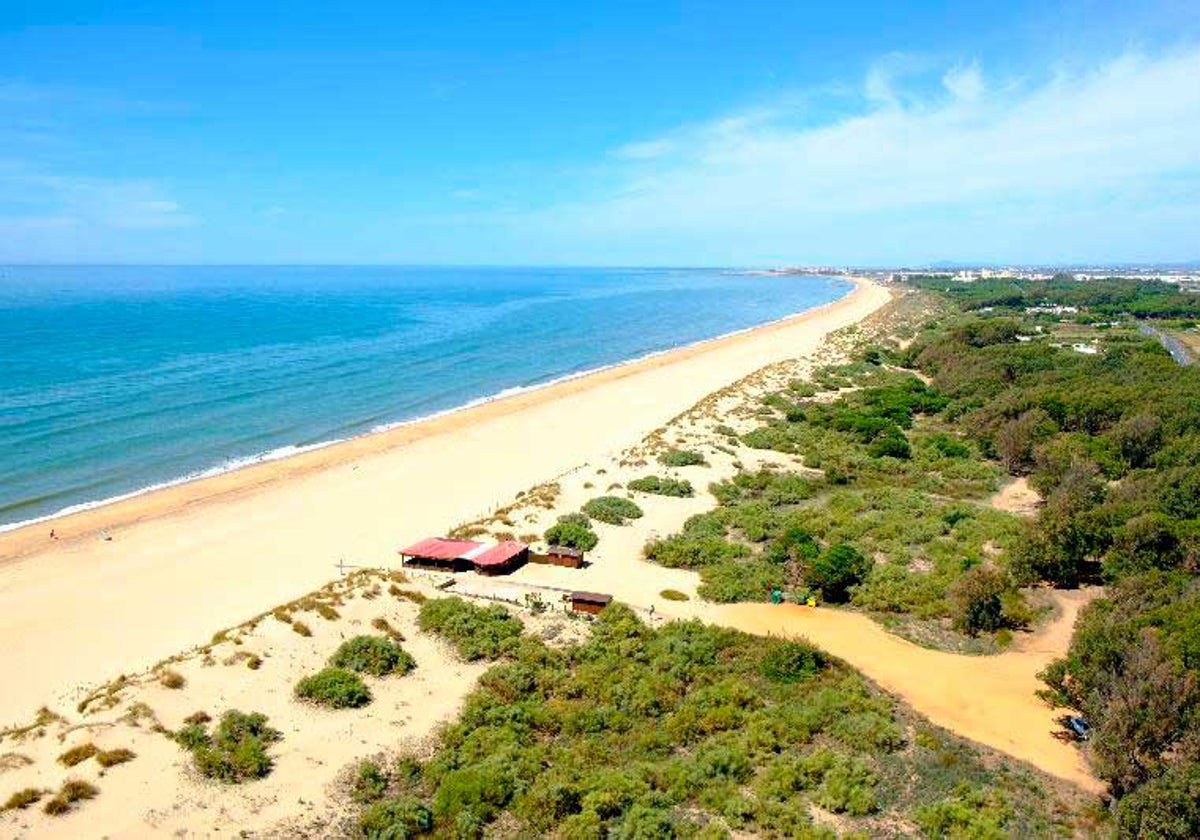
<box><xmin>1067</xmin><ymin>716</ymin><xmax>1090</xmax><ymax>741</ymax></box>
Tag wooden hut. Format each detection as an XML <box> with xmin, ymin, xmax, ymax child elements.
<box><xmin>569</xmin><ymin>591</ymin><xmax>612</xmax><ymax>615</ymax></box>
<box><xmin>544</xmin><ymin>545</ymin><xmax>585</xmax><ymax>568</ymax></box>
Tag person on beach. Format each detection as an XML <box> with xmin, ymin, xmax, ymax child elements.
<box><xmin>50</xmin><ymin>529</ymin><xmax>56</xmax><ymax>540</ymax></box>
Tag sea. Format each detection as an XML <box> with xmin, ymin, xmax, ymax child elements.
<box><xmin>0</xmin><ymin>266</ymin><xmax>849</xmax><ymax>531</ymax></box>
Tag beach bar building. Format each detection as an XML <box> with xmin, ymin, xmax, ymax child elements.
<box><xmin>398</xmin><ymin>537</ymin><xmax>486</xmax><ymax>572</ymax></box>
<box><xmin>398</xmin><ymin>537</ymin><xmax>530</xmax><ymax>575</ymax></box>
<box><xmin>569</xmin><ymin>591</ymin><xmax>613</xmax><ymax>615</ymax></box>
<box><xmin>470</xmin><ymin>540</ymin><xmax>530</xmax><ymax>576</ymax></box>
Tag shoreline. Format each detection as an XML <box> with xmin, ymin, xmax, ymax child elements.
<box><xmin>0</xmin><ymin>276</ymin><xmax>861</xmax><ymax>558</ymax></box>
<box><xmin>0</xmin><ymin>276</ymin><xmax>851</xmax><ymax>539</ymax></box>
<box><xmin>0</xmin><ymin>276</ymin><xmax>890</xmax><ymax>726</ymax></box>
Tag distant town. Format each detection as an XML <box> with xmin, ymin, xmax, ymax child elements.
<box><xmin>776</xmin><ymin>265</ymin><xmax>1200</xmax><ymax>288</ymax></box>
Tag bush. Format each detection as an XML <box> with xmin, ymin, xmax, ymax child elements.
<box><xmin>58</xmin><ymin>743</ymin><xmax>98</xmax><ymax>767</ymax></box>
<box><xmin>698</xmin><ymin>560</ymin><xmax>785</xmax><ymax>603</ymax></box>
<box><xmin>43</xmin><ymin>779</ymin><xmax>99</xmax><ymax>816</ymax></box>
<box><xmin>179</xmin><ymin>710</ymin><xmax>281</xmax><ymax>783</ymax></box>
<box><xmin>660</xmin><ymin>589</ymin><xmax>689</xmax><ymax>602</ymax></box>
<box><xmin>948</xmin><ymin>566</ymin><xmax>1007</xmax><ymax>635</ymax></box>
<box><xmin>359</xmin><ymin>796</ymin><xmax>433</xmax><ymax>838</ymax></box>
<box><xmin>760</xmin><ymin>640</ymin><xmax>826</xmax><ymax>683</ymax></box>
<box><xmin>658</xmin><ymin>449</ymin><xmax>708</xmax><ymax>467</ymax></box>
<box><xmin>351</xmin><ymin>760</ymin><xmax>390</xmax><ymax>804</ymax></box>
<box><xmin>582</xmin><ymin>496</ymin><xmax>644</xmax><ymax>525</ymax></box>
<box><xmin>160</xmin><ymin>669</ymin><xmax>186</xmax><ymax>689</ymax></box>
<box><xmin>915</xmin><ymin>784</ymin><xmax>1012</xmax><ymax>839</ymax></box>
<box><xmin>545</xmin><ymin>515</ymin><xmax>599</xmax><ymax>552</ymax></box>
<box><xmin>627</xmin><ymin>475</ymin><xmax>695</xmax><ymax>497</ymax></box>
<box><xmin>2</xmin><ymin>787</ymin><xmax>45</xmax><ymax>811</ymax></box>
<box><xmin>330</xmin><ymin>636</ymin><xmax>416</xmax><ymax>677</ymax></box>
<box><xmin>417</xmin><ymin>598</ymin><xmax>523</xmax><ymax>661</ymax></box>
<box><xmin>805</xmin><ymin>544</ymin><xmax>872</xmax><ymax>603</ymax></box>
<box><xmin>96</xmin><ymin>748</ymin><xmax>136</xmax><ymax>768</ymax></box>
<box><xmin>1115</xmin><ymin>763</ymin><xmax>1200</xmax><ymax>840</ymax></box>
<box><xmin>296</xmin><ymin>667</ymin><xmax>373</xmax><ymax>709</ymax></box>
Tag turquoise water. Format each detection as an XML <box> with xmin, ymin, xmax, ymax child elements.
<box><xmin>0</xmin><ymin>266</ymin><xmax>849</xmax><ymax>530</ymax></box>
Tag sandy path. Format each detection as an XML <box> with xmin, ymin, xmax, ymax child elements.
<box><xmin>710</xmin><ymin>590</ymin><xmax>1104</xmax><ymax>793</ymax></box>
<box><xmin>0</xmin><ymin>277</ymin><xmax>891</xmax><ymax>728</ymax></box>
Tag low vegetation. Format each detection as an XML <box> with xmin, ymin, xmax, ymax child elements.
<box><xmin>57</xmin><ymin>742</ymin><xmax>99</xmax><ymax>767</ymax></box>
<box><xmin>544</xmin><ymin>512</ymin><xmax>599</xmax><ymax>552</ymax></box>
<box><xmin>2</xmin><ymin>787</ymin><xmax>45</xmax><ymax>812</ymax></box>
<box><xmin>582</xmin><ymin>495</ymin><xmax>644</xmax><ymax>525</ymax></box>
<box><xmin>43</xmin><ymin>779</ymin><xmax>98</xmax><ymax>816</ymax></box>
<box><xmin>659</xmin><ymin>448</ymin><xmax>708</xmax><ymax>467</ymax></box>
<box><xmin>95</xmin><ymin>747</ymin><xmax>136</xmax><ymax>768</ymax></box>
<box><xmin>660</xmin><ymin>589</ymin><xmax>689</xmax><ymax>601</ymax></box>
<box><xmin>175</xmin><ymin>709</ymin><xmax>281</xmax><ymax>782</ymax></box>
<box><xmin>295</xmin><ymin>667</ymin><xmax>372</xmax><ymax>709</ymax></box>
<box><xmin>351</xmin><ymin>605</ymin><xmax>1084</xmax><ymax>836</ymax></box>
<box><xmin>628</xmin><ymin>475</ymin><xmax>695</xmax><ymax>498</ymax></box>
<box><xmin>330</xmin><ymin>635</ymin><xmax>416</xmax><ymax>677</ymax></box>
<box><xmin>417</xmin><ymin>597</ymin><xmax>524</xmax><ymax>661</ymax></box>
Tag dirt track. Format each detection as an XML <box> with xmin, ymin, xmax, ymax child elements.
<box><xmin>710</xmin><ymin>589</ymin><xmax>1105</xmax><ymax>794</ymax></box>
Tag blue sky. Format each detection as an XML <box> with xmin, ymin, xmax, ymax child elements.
<box><xmin>2</xmin><ymin>1</ymin><xmax>1199</xmax><ymax>265</ymax></box>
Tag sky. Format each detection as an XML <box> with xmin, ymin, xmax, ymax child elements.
<box><xmin>2</xmin><ymin>1</ymin><xmax>1199</xmax><ymax>266</ymax></box>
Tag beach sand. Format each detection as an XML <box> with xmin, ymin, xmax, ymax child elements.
<box><xmin>0</xmin><ymin>276</ymin><xmax>890</xmax><ymax>729</ymax></box>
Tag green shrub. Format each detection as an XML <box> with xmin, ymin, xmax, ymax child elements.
<box><xmin>627</xmin><ymin>475</ymin><xmax>695</xmax><ymax>497</ymax></box>
<box><xmin>359</xmin><ymin>796</ymin><xmax>433</xmax><ymax>838</ymax></box>
<box><xmin>175</xmin><ymin>723</ymin><xmax>211</xmax><ymax>751</ymax></box>
<box><xmin>658</xmin><ymin>449</ymin><xmax>708</xmax><ymax>467</ymax></box>
<box><xmin>947</xmin><ymin>566</ymin><xmax>1007</xmax><ymax>635</ymax></box>
<box><xmin>330</xmin><ymin>636</ymin><xmax>416</xmax><ymax>677</ymax></box>
<box><xmin>1115</xmin><ymin>763</ymin><xmax>1200</xmax><ymax>840</ymax></box>
<box><xmin>644</xmin><ymin>534</ymin><xmax>749</xmax><ymax>569</ymax></box>
<box><xmin>417</xmin><ymin>598</ymin><xmax>523</xmax><ymax>661</ymax></box>
<box><xmin>351</xmin><ymin>760</ymin><xmax>390</xmax><ymax>804</ymax></box>
<box><xmin>296</xmin><ymin>667</ymin><xmax>372</xmax><ymax>709</ymax></box>
<box><xmin>915</xmin><ymin>784</ymin><xmax>1011</xmax><ymax>839</ymax></box>
<box><xmin>760</xmin><ymin>640</ymin><xmax>826</xmax><ymax>683</ymax></box>
<box><xmin>660</xmin><ymin>589</ymin><xmax>689</xmax><ymax>602</ymax></box>
<box><xmin>582</xmin><ymin>496</ymin><xmax>644</xmax><ymax>525</ymax></box>
<box><xmin>177</xmin><ymin>710</ymin><xmax>281</xmax><ymax>783</ymax></box>
<box><xmin>805</xmin><ymin>543</ymin><xmax>871</xmax><ymax>603</ymax></box>
<box><xmin>545</xmin><ymin>515</ymin><xmax>599</xmax><ymax>552</ymax></box>
<box><xmin>698</xmin><ymin>560</ymin><xmax>785</xmax><ymax>603</ymax></box>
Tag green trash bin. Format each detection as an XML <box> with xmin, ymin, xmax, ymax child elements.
<box><xmin>770</xmin><ymin>589</ymin><xmax>783</xmax><ymax>605</ymax></box>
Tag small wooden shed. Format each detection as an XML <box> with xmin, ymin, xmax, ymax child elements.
<box><xmin>569</xmin><ymin>591</ymin><xmax>612</xmax><ymax>615</ymax></box>
<box><xmin>545</xmin><ymin>545</ymin><xmax>585</xmax><ymax>568</ymax></box>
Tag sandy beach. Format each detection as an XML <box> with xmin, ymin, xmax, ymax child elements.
<box><xmin>0</xmin><ymin>276</ymin><xmax>890</xmax><ymax>729</ymax></box>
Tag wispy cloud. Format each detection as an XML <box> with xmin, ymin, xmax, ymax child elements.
<box><xmin>522</xmin><ymin>45</ymin><xmax>1200</xmax><ymax>264</ymax></box>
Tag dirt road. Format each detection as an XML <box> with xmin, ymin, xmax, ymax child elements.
<box><xmin>710</xmin><ymin>589</ymin><xmax>1105</xmax><ymax>794</ymax></box>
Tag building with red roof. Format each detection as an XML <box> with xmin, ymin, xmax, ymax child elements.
<box><xmin>398</xmin><ymin>537</ymin><xmax>529</xmax><ymax>575</ymax></box>
<box><xmin>470</xmin><ymin>540</ymin><xmax>530</xmax><ymax>575</ymax></box>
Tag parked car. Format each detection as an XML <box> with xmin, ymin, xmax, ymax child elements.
<box><xmin>1067</xmin><ymin>716</ymin><xmax>1090</xmax><ymax>741</ymax></box>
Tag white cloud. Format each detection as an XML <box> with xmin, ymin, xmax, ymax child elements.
<box><xmin>610</xmin><ymin>138</ymin><xmax>676</xmax><ymax>160</ymax></box>
<box><xmin>942</xmin><ymin>62</ymin><xmax>984</xmax><ymax>101</ymax></box>
<box><xmin>519</xmin><ymin>45</ymin><xmax>1200</xmax><ymax>264</ymax></box>
<box><xmin>10</xmin><ymin>173</ymin><xmax>195</xmax><ymax>230</ymax></box>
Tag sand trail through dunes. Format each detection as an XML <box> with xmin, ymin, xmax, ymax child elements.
<box><xmin>709</xmin><ymin>588</ymin><xmax>1105</xmax><ymax>794</ymax></box>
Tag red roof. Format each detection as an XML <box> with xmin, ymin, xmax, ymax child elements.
<box><xmin>399</xmin><ymin>537</ymin><xmax>483</xmax><ymax>560</ymax></box>
<box><xmin>472</xmin><ymin>540</ymin><xmax>529</xmax><ymax>568</ymax></box>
